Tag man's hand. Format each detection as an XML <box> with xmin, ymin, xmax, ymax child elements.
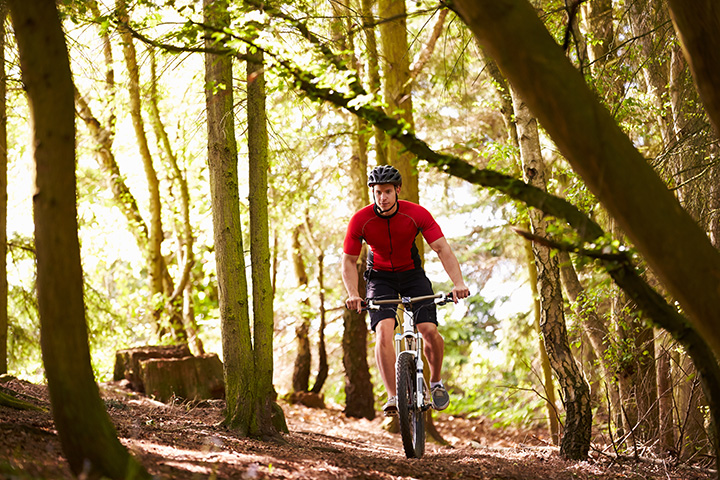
<box><xmin>451</xmin><ymin>284</ymin><xmax>470</xmax><ymax>303</ymax></box>
<box><xmin>345</xmin><ymin>295</ymin><xmax>364</xmax><ymax>313</ymax></box>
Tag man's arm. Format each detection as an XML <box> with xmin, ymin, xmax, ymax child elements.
<box><xmin>342</xmin><ymin>253</ymin><xmax>364</xmax><ymax>312</ymax></box>
<box><xmin>428</xmin><ymin>236</ymin><xmax>470</xmax><ymax>302</ymax></box>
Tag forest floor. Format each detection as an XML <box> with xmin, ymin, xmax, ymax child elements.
<box><xmin>0</xmin><ymin>377</ymin><xmax>716</xmax><ymax>480</ymax></box>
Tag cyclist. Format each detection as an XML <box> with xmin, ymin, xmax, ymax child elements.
<box><xmin>342</xmin><ymin>165</ymin><xmax>470</xmax><ymax>416</ymax></box>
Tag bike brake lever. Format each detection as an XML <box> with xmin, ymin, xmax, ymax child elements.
<box><xmin>435</xmin><ymin>293</ymin><xmax>452</xmax><ymax>305</ymax></box>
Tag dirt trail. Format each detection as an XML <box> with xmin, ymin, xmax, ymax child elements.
<box><xmin>0</xmin><ymin>378</ymin><xmax>715</xmax><ymax>479</ymax></box>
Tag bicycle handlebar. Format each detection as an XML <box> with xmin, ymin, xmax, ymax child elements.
<box><xmin>365</xmin><ymin>292</ymin><xmax>452</xmax><ymax>310</ymax></box>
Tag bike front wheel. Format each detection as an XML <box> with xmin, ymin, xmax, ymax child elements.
<box><xmin>396</xmin><ymin>351</ymin><xmax>425</xmax><ymax>458</ymax></box>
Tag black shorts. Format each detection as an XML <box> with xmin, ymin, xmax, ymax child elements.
<box><xmin>364</xmin><ymin>268</ymin><xmax>437</xmax><ymax>331</ymax></box>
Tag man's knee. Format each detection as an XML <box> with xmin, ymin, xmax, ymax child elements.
<box><xmin>375</xmin><ymin>318</ymin><xmax>396</xmax><ymax>342</ymax></box>
<box><xmin>417</xmin><ymin>322</ymin><xmax>439</xmax><ymax>337</ymax></box>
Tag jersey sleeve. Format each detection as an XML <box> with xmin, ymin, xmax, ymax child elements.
<box><xmin>343</xmin><ymin>212</ymin><xmax>364</xmax><ymax>256</ymax></box>
<box><xmin>417</xmin><ymin>205</ymin><xmax>444</xmax><ymax>244</ymax></box>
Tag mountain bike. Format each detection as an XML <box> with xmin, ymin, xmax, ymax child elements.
<box><xmin>366</xmin><ymin>292</ymin><xmax>453</xmax><ymax>459</ymax></box>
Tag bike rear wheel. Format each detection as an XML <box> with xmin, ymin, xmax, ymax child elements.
<box><xmin>396</xmin><ymin>351</ymin><xmax>425</xmax><ymax>458</ymax></box>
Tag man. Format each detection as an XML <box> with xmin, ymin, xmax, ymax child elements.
<box><xmin>342</xmin><ymin>165</ymin><xmax>470</xmax><ymax>416</ymax></box>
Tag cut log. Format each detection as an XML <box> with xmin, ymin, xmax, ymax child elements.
<box><xmin>140</xmin><ymin>354</ymin><xmax>225</xmax><ymax>403</ymax></box>
<box><xmin>287</xmin><ymin>391</ymin><xmax>326</xmax><ymax>409</ymax></box>
<box><xmin>113</xmin><ymin>344</ymin><xmax>192</xmax><ymax>392</ymax></box>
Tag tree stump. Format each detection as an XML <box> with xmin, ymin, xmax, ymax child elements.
<box><xmin>140</xmin><ymin>354</ymin><xmax>224</xmax><ymax>403</ymax></box>
<box><xmin>114</xmin><ymin>345</ymin><xmax>225</xmax><ymax>403</ymax></box>
<box><xmin>114</xmin><ymin>345</ymin><xmax>192</xmax><ymax>392</ymax></box>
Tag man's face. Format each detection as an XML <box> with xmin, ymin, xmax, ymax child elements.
<box><xmin>372</xmin><ymin>183</ymin><xmax>399</xmax><ymax>212</ymax></box>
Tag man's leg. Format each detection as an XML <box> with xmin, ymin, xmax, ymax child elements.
<box><xmin>417</xmin><ymin>322</ymin><xmax>450</xmax><ymax>410</ymax></box>
<box><xmin>417</xmin><ymin>322</ymin><xmax>444</xmax><ymax>383</ymax></box>
<box><xmin>375</xmin><ymin>317</ymin><xmax>397</xmax><ymax>397</ymax></box>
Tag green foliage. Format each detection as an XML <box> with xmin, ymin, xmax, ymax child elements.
<box><xmin>441</xmin><ymin>308</ymin><xmax>548</xmax><ymax>428</ymax></box>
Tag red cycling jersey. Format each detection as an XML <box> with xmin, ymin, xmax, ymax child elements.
<box><xmin>343</xmin><ymin>200</ymin><xmax>444</xmax><ymax>272</ymax></box>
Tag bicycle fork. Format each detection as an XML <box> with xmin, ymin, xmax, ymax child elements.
<box><xmin>394</xmin><ymin>305</ymin><xmax>427</xmax><ymax>410</ymax></box>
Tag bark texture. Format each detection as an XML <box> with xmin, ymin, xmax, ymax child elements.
<box><xmin>451</xmin><ymin>0</ymin><xmax>720</xmax><ymax>369</ymax></box>
<box><xmin>512</xmin><ymin>87</ymin><xmax>591</xmax><ymax>459</ymax></box>
<box><xmin>10</xmin><ymin>1</ymin><xmax>149</xmax><ymax>477</ymax></box>
<box><xmin>0</xmin><ymin>4</ymin><xmax>7</xmax><ymax>376</ymax></box>
<box><xmin>203</xmin><ymin>0</ymin><xmax>254</xmax><ymax>434</ymax></box>
<box><xmin>666</xmin><ymin>0</ymin><xmax>720</xmax><ymax>137</ymax></box>
<box><xmin>378</xmin><ymin>0</ymin><xmax>419</xmax><ymax>206</ymax></box>
<box><xmin>248</xmin><ymin>44</ymin><xmax>286</xmax><ymax>437</ymax></box>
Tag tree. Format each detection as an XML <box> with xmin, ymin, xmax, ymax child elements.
<box><xmin>512</xmin><ymin>87</ymin><xmax>591</xmax><ymax>458</ymax></box>
<box><xmin>0</xmin><ymin>5</ymin><xmax>7</xmax><ymax>376</ymax></box>
<box><xmin>115</xmin><ymin>0</ymin><xmax>187</xmax><ymax>341</ymax></box>
<box><xmin>247</xmin><ymin>42</ymin><xmax>286</xmax><ymax>436</ymax></box>
<box><xmin>8</xmin><ymin>1</ymin><xmax>149</xmax><ymax>477</ymax></box>
<box><xmin>666</xmin><ymin>0</ymin><xmax>720</xmax><ymax>138</ymax></box>
<box><xmin>449</xmin><ymin>0</ymin><xmax>720</xmax><ymax>366</ymax></box>
<box><xmin>450</xmin><ymin>0</ymin><xmax>720</xmax><ymax>461</ymax></box>
<box><xmin>335</xmin><ymin>0</ymin><xmax>376</xmax><ymax>420</ymax></box>
<box><xmin>204</xmin><ymin>0</ymin><xmax>253</xmax><ymax>432</ymax></box>
<box><xmin>291</xmin><ymin>225</ymin><xmax>312</xmax><ymax>394</ymax></box>
<box><xmin>203</xmin><ymin>0</ymin><xmax>285</xmax><ymax>438</ymax></box>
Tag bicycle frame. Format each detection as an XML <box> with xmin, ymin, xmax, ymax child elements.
<box><xmin>367</xmin><ymin>292</ymin><xmax>451</xmax><ymax>410</ymax></box>
<box><xmin>394</xmin><ymin>297</ymin><xmax>427</xmax><ymax>411</ymax></box>
<box><xmin>366</xmin><ymin>292</ymin><xmax>451</xmax><ymax>459</ymax></box>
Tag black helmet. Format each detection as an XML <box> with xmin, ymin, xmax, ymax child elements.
<box><xmin>367</xmin><ymin>165</ymin><xmax>402</xmax><ymax>186</ymax></box>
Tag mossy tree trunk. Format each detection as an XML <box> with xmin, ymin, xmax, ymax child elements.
<box><xmin>9</xmin><ymin>2</ymin><xmax>149</xmax><ymax>477</ymax></box>
<box><xmin>247</xmin><ymin>42</ymin><xmax>287</xmax><ymax>437</ymax></box>
<box><xmin>0</xmin><ymin>4</ymin><xmax>7</xmax><ymax>376</ymax></box>
<box><xmin>204</xmin><ymin>0</ymin><xmax>254</xmax><ymax>434</ymax></box>
<box><xmin>378</xmin><ymin>0</ymin><xmax>419</xmax><ymax>207</ymax></box>
<box><xmin>204</xmin><ymin>0</ymin><xmax>285</xmax><ymax>438</ymax></box>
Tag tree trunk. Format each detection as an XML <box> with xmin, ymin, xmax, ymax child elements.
<box><xmin>512</xmin><ymin>86</ymin><xmax>591</xmax><ymax>459</ymax></box>
<box><xmin>558</xmin><ymin>251</ymin><xmax>622</xmax><ymax>437</ymax></box>
<box><xmin>525</xmin><ymin>235</ymin><xmax>559</xmax><ymax>445</ymax></box>
<box><xmin>451</xmin><ymin>0</ymin><xmax>720</xmax><ymax>366</ymax></box>
<box><xmin>335</xmin><ymin>0</ymin><xmax>375</xmax><ymax>421</ymax></box>
<box><xmin>247</xmin><ymin>23</ymin><xmax>286</xmax><ymax>438</ymax></box>
<box><xmin>360</xmin><ymin>0</ymin><xmax>387</xmax><ymax>165</ymax></box>
<box><xmin>655</xmin><ymin>329</ymin><xmax>675</xmax><ymax>454</ymax></box>
<box><xmin>342</xmin><ymin>144</ymin><xmax>375</xmax><ymax>420</ymax></box>
<box><xmin>0</xmin><ymin>4</ymin><xmax>7</xmax><ymax>375</ymax></box>
<box><xmin>291</xmin><ymin>226</ymin><xmax>312</xmax><ymax>393</ymax></box>
<box><xmin>300</xmin><ymin>217</ymin><xmax>329</xmax><ymax>395</ymax></box>
<box><xmin>675</xmin><ymin>351</ymin><xmax>711</xmax><ymax>461</ymax></box>
<box><xmin>116</xmin><ymin>0</ymin><xmax>165</xmax><ymax>308</ymax></box>
<box><xmin>666</xmin><ymin>0</ymin><xmax>720</xmax><ymax>137</ymax></box>
<box><xmin>581</xmin><ymin>0</ymin><xmax>613</xmax><ymax>70</ymax></box>
<box><xmin>203</xmin><ymin>0</ymin><xmax>255</xmax><ymax>435</ymax></box>
<box><xmin>378</xmin><ymin>0</ymin><xmax>419</xmax><ymax>208</ymax></box>
<box><xmin>9</xmin><ymin>2</ymin><xmax>149</xmax><ymax>477</ymax></box>
<box><xmin>310</xmin><ymin>251</ymin><xmax>329</xmax><ymax>394</ymax></box>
